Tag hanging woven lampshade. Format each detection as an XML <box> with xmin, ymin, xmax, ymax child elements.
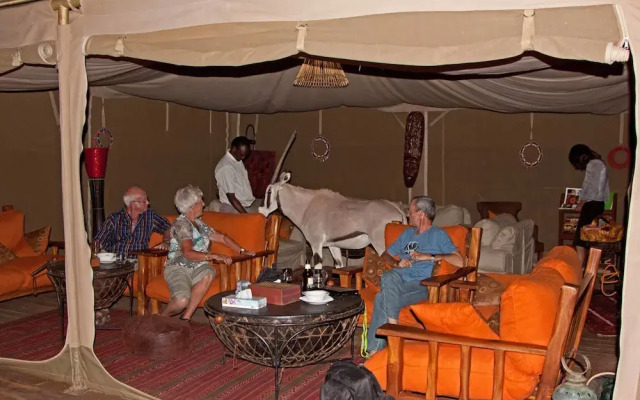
<box><xmin>293</xmin><ymin>58</ymin><xmax>349</xmax><ymax>88</ymax></box>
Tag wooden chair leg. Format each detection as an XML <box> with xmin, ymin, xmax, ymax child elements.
<box><xmin>150</xmin><ymin>299</ymin><xmax>161</xmax><ymax>314</ymax></box>
<box><xmin>136</xmin><ymin>292</ymin><xmax>146</xmax><ymax>316</ymax></box>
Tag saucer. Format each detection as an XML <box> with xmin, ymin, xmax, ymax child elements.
<box><xmin>300</xmin><ymin>295</ymin><xmax>334</xmax><ymax>305</ymax></box>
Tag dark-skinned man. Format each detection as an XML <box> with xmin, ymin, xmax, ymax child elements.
<box><xmin>214</xmin><ymin>136</ymin><xmax>259</xmax><ymax>213</ymax></box>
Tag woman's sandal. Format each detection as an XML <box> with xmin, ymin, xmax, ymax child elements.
<box><xmin>179</xmin><ymin>316</ymin><xmax>191</xmax><ymax>323</ymax></box>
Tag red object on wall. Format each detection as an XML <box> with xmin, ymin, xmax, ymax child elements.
<box><xmin>84</xmin><ymin>147</ymin><xmax>109</xmax><ymax>179</ymax></box>
<box><xmin>243</xmin><ymin>150</ymin><xmax>276</xmax><ymax>198</ymax></box>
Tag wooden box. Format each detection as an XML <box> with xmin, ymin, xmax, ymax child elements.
<box><xmin>250</xmin><ymin>282</ymin><xmax>301</xmax><ymax>305</ymax></box>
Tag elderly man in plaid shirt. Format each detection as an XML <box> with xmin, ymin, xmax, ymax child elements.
<box><xmin>95</xmin><ymin>186</ymin><xmax>171</xmax><ymax>257</ymax></box>
<box><xmin>93</xmin><ymin>186</ymin><xmax>170</xmax><ymax>325</ymax></box>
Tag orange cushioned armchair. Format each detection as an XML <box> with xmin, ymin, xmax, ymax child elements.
<box><xmin>139</xmin><ymin>211</ymin><xmax>280</xmax><ymax>315</ymax></box>
<box><xmin>0</xmin><ymin>206</ymin><xmax>60</xmax><ymax>301</ymax></box>
<box><xmin>365</xmin><ymin>246</ymin><xmax>601</xmax><ymax>400</ymax></box>
<box><xmin>359</xmin><ymin>223</ymin><xmax>481</xmax><ymax>328</ymax></box>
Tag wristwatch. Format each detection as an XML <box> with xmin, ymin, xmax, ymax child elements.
<box><xmin>239</xmin><ymin>247</ymin><xmax>245</xmax><ymax>254</ymax></box>
<box><xmin>430</xmin><ymin>255</ymin><xmax>436</xmax><ymax>262</ymax></box>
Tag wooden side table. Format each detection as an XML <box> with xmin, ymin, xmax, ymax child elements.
<box><xmin>331</xmin><ymin>265</ymin><xmax>363</xmax><ymax>290</ymax></box>
<box><xmin>47</xmin><ymin>260</ymin><xmax>135</xmax><ymax>337</ymax></box>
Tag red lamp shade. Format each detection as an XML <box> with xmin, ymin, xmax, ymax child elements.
<box><xmin>84</xmin><ymin>147</ymin><xmax>109</xmax><ymax>179</ymax></box>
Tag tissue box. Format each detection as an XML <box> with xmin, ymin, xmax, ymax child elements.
<box><xmin>221</xmin><ymin>294</ymin><xmax>267</xmax><ymax>309</ymax></box>
<box><xmin>250</xmin><ymin>282</ymin><xmax>301</xmax><ymax>305</ymax></box>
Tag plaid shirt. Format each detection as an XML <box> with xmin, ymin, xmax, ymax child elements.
<box><xmin>94</xmin><ymin>208</ymin><xmax>170</xmax><ymax>258</ymax></box>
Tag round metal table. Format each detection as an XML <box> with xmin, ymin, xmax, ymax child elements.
<box><xmin>46</xmin><ymin>259</ymin><xmax>135</xmax><ymax>337</ymax></box>
<box><xmin>205</xmin><ymin>290</ymin><xmax>364</xmax><ymax>399</ymax></box>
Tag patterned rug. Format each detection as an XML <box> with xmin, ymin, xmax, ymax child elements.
<box><xmin>585</xmin><ymin>292</ymin><xmax>620</xmax><ymax>337</ymax></box>
<box><xmin>0</xmin><ymin>310</ymin><xmax>364</xmax><ymax>400</ymax></box>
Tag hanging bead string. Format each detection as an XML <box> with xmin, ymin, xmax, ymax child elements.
<box><xmin>165</xmin><ymin>102</ymin><xmax>169</xmax><ymax>133</ymax></box>
<box><xmin>101</xmin><ymin>97</ymin><xmax>106</xmax><ymax>128</ymax></box>
<box><xmin>209</xmin><ymin>110</ymin><xmax>213</xmax><ymax>136</ymax></box>
<box><xmin>530</xmin><ymin>112</ymin><xmax>534</xmax><ymax>141</ymax></box>
<box><xmin>255</xmin><ymin>114</ymin><xmax>259</xmax><ymax>137</ymax></box>
<box><xmin>619</xmin><ymin>112</ymin><xmax>625</xmax><ymax>145</ymax></box>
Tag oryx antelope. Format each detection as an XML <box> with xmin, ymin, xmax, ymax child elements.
<box><xmin>259</xmin><ymin>172</ymin><xmax>407</xmax><ymax>268</ymax></box>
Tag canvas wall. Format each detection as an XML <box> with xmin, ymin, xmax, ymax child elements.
<box><xmin>0</xmin><ymin>91</ymin><xmax>630</xmax><ymax>250</ymax></box>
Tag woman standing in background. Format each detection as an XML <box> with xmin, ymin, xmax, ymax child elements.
<box><xmin>568</xmin><ymin>144</ymin><xmax>610</xmax><ymax>266</ymax></box>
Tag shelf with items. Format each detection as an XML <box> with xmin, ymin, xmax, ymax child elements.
<box><xmin>557</xmin><ymin>193</ymin><xmax>617</xmax><ymax>246</ymax></box>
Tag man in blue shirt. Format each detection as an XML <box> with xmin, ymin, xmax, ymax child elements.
<box><xmin>94</xmin><ymin>186</ymin><xmax>171</xmax><ymax>258</ymax></box>
<box><xmin>367</xmin><ymin>196</ymin><xmax>463</xmax><ymax>354</ymax></box>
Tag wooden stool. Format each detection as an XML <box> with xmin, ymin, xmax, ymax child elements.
<box><xmin>331</xmin><ymin>265</ymin><xmax>363</xmax><ymax>290</ymax></box>
<box><xmin>123</xmin><ymin>315</ymin><xmax>193</xmax><ymax>360</ymax></box>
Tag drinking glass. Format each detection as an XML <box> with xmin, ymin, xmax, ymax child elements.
<box><xmin>282</xmin><ymin>268</ymin><xmax>293</xmax><ymax>283</ymax></box>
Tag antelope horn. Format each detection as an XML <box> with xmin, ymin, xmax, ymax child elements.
<box><xmin>270</xmin><ymin>130</ymin><xmax>297</xmax><ymax>184</ymax></box>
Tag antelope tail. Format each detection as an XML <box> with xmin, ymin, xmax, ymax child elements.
<box><xmin>270</xmin><ymin>130</ymin><xmax>297</xmax><ymax>184</ymax></box>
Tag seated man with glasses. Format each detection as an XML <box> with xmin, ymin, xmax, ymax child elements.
<box><xmin>93</xmin><ymin>186</ymin><xmax>170</xmax><ymax>326</ymax></box>
<box><xmin>94</xmin><ymin>186</ymin><xmax>171</xmax><ymax>258</ymax></box>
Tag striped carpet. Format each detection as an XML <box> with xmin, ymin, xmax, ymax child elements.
<box><xmin>0</xmin><ymin>309</ymin><xmax>364</xmax><ymax>400</ymax></box>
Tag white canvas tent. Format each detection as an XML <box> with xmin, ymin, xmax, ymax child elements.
<box><xmin>0</xmin><ymin>0</ymin><xmax>638</xmax><ymax>398</ymax></box>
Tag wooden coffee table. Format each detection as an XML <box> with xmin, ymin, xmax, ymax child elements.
<box><xmin>205</xmin><ymin>290</ymin><xmax>364</xmax><ymax>399</ymax></box>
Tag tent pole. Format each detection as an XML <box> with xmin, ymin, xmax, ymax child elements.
<box><xmin>0</xmin><ymin>0</ymin><xmax>39</xmax><ymax>8</ymax></box>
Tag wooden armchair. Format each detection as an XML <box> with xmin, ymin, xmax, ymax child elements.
<box><xmin>136</xmin><ymin>213</ymin><xmax>281</xmax><ymax>315</ymax></box>
<box><xmin>359</xmin><ymin>224</ymin><xmax>482</xmax><ymax>328</ymax></box>
<box><xmin>375</xmin><ymin>247</ymin><xmax>601</xmax><ymax>400</ymax></box>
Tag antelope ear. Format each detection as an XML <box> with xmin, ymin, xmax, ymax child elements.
<box><xmin>280</xmin><ymin>172</ymin><xmax>291</xmax><ymax>183</ymax></box>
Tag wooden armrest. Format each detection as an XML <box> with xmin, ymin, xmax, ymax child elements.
<box><xmin>377</xmin><ymin>323</ymin><xmax>546</xmax><ymax>355</ymax></box>
<box><xmin>228</xmin><ymin>249</ymin><xmax>274</xmax><ymax>263</ymax></box>
<box><xmin>449</xmin><ymin>280</ymin><xmax>478</xmax><ymax>291</ymax></box>
<box><xmin>131</xmin><ymin>248</ymin><xmax>169</xmax><ymax>257</ymax></box>
<box><xmin>420</xmin><ymin>266</ymin><xmax>475</xmax><ymax>288</ymax></box>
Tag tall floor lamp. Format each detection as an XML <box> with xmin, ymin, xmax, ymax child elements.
<box><xmin>83</xmin><ymin>129</ymin><xmax>111</xmax><ymax>239</ymax></box>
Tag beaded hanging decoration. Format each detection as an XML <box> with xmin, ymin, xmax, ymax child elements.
<box><xmin>311</xmin><ymin>110</ymin><xmax>330</xmax><ymax>162</ymax></box>
<box><xmin>94</xmin><ymin>127</ymin><xmax>113</xmax><ymax>148</ymax></box>
<box><xmin>519</xmin><ymin>113</ymin><xmax>542</xmax><ymax>168</ymax></box>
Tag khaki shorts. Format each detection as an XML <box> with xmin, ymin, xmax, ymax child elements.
<box><xmin>164</xmin><ymin>263</ymin><xmax>216</xmax><ymax>301</ymax></box>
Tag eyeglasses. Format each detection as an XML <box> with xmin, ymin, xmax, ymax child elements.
<box><xmin>131</xmin><ymin>198</ymin><xmax>149</xmax><ymax>204</ymax></box>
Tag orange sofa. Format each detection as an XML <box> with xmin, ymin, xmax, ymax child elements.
<box><xmin>359</xmin><ymin>223</ymin><xmax>471</xmax><ymax>328</ymax></box>
<box><xmin>0</xmin><ymin>208</ymin><xmax>58</xmax><ymax>302</ymax></box>
<box><xmin>141</xmin><ymin>211</ymin><xmax>279</xmax><ymax>314</ymax></box>
<box><xmin>365</xmin><ymin>245</ymin><xmax>585</xmax><ymax>400</ymax></box>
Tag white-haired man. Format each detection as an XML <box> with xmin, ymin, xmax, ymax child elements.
<box><xmin>367</xmin><ymin>196</ymin><xmax>464</xmax><ymax>354</ymax></box>
<box><xmin>94</xmin><ymin>186</ymin><xmax>171</xmax><ymax>258</ymax></box>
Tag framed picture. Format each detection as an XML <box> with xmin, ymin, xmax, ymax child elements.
<box><xmin>560</xmin><ymin>187</ymin><xmax>581</xmax><ymax>209</ymax></box>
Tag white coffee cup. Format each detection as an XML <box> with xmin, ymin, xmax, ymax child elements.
<box><xmin>303</xmin><ymin>290</ymin><xmax>329</xmax><ymax>302</ymax></box>
<box><xmin>96</xmin><ymin>252</ymin><xmax>117</xmax><ymax>263</ymax></box>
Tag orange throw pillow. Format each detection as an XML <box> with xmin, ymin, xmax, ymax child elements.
<box><xmin>0</xmin><ymin>242</ymin><xmax>18</xmax><ymax>264</ymax></box>
<box><xmin>411</xmin><ymin>302</ymin><xmax>499</xmax><ymax>340</ymax></box>
<box><xmin>24</xmin><ymin>226</ymin><xmax>51</xmax><ymax>255</ymax></box>
<box><xmin>488</xmin><ymin>210</ymin><xmax>498</xmax><ymax>218</ymax></box>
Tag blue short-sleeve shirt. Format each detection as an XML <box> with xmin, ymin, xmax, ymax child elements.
<box><xmin>386</xmin><ymin>226</ymin><xmax>458</xmax><ymax>281</ymax></box>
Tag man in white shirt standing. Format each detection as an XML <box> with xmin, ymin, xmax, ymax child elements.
<box><xmin>215</xmin><ymin>136</ymin><xmax>258</xmax><ymax>213</ymax></box>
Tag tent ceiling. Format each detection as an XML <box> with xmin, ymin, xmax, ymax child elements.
<box><xmin>0</xmin><ymin>54</ymin><xmax>629</xmax><ymax>114</ymax></box>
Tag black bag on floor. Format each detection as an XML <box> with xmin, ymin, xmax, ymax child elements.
<box><xmin>320</xmin><ymin>361</ymin><xmax>394</xmax><ymax>400</ymax></box>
